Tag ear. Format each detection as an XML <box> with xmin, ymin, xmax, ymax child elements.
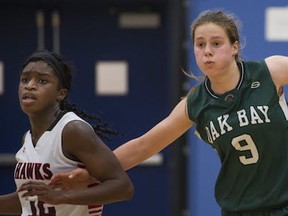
<box><xmin>232</xmin><ymin>41</ymin><xmax>239</xmax><ymax>56</ymax></box>
<box><xmin>57</xmin><ymin>89</ymin><xmax>68</xmax><ymax>102</ymax></box>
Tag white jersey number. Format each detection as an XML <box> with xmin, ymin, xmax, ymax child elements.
<box><xmin>30</xmin><ymin>201</ymin><xmax>56</xmax><ymax>216</ymax></box>
<box><xmin>231</xmin><ymin>134</ymin><xmax>259</xmax><ymax>165</ymax></box>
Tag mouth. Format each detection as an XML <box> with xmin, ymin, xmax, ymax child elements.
<box><xmin>22</xmin><ymin>93</ymin><xmax>36</xmax><ymax>100</ymax></box>
<box><xmin>205</xmin><ymin>60</ymin><xmax>214</xmax><ymax>64</ymax></box>
<box><xmin>204</xmin><ymin>60</ymin><xmax>215</xmax><ymax>67</ymax></box>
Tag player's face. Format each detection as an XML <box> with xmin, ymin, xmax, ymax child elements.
<box><xmin>193</xmin><ymin>23</ymin><xmax>238</xmax><ymax>78</ymax></box>
<box><xmin>18</xmin><ymin>60</ymin><xmax>63</xmax><ymax>116</ymax></box>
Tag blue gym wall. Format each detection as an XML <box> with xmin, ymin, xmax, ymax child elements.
<box><xmin>188</xmin><ymin>0</ymin><xmax>288</xmax><ymax>215</ymax></box>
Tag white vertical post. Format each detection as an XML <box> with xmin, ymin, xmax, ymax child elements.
<box><xmin>36</xmin><ymin>10</ymin><xmax>45</xmax><ymax>50</ymax></box>
<box><xmin>0</xmin><ymin>61</ymin><xmax>4</xmax><ymax>95</ymax></box>
<box><xmin>52</xmin><ymin>10</ymin><xmax>61</xmax><ymax>54</ymax></box>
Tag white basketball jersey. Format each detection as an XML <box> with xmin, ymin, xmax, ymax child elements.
<box><xmin>15</xmin><ymin>112</ymin><xmax>103</xmax><ymax>216</ymax></box>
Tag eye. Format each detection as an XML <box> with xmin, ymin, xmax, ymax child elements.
<box><xmin>39</xmin><ymin>79</ymin><xmax>48</xmax><ymax>84</ymax></box>
<box><xmin>212</xmin><ymin>41</ymin><xmax>221</xmax><ymax>47</ymax></box>
<box><xmin>20</xmin><ymin>77</ymin><xmax>29</xmax><ymax>84</ymax></box>
<box><xmin>196</xmin><ymin>42</ymin><xmax>205</xmax><ymax>49</ymax></box>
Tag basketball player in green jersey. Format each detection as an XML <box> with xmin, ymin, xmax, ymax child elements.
<box><xmin>51</xmin><ymin>10</ymin><xmax>288</xmax><ymax>215</ymax></box>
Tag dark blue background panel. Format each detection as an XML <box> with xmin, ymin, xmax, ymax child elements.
<box><xmin>0</xmin><ymin>1</ymin><xmax>185</xmax><ymax>216</ymax></box>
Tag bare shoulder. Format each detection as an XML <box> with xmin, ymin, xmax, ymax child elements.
<box><xmin>63</xmin><ymin>120</ymin><xmax>93</xmax><ymax>135</ymax></box>
<box><xmin>62</xmin><ymin>120</ymin><xmax>101</xmax><ymax>161</ymax></box>
<box><xmin>264</xmin><ymin>55</ymin><xmax>288</xmax><ymax>87</ymax></box>
<box><xmin>265</xmin><ymin>55</ymin><xmax>288</xmax><ymax>71</ymax></box>
<box><xmin>62</xmin><ymin>120</ymin><xmax>100</xmax><ymax>146</ymax></box>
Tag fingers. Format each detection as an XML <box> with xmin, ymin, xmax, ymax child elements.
<box><xmin>50</xmin><ymin>169</ymin><xmax>87</xmax><ymax>186</ymax></box>
<box><xmin>27</xmin><ymin>195</ymin><xmax>38</xmax><ymax>202</ymax></box>
<box><xmin>20</xmin><ymin>189</ymin><xmax>41</xmax><ymax>201</ymax></box>
<box><xmin>17</xmin><ymin>183</ymin><xmax>55</xmax><ymax>204</ymax></box>
<box><xmin>18</xmin><ymin>182</ymin><xmax>51</xmax><ymax>197</ymax></box>
<box><xmin>17</xmin><ymin>182</ymin><xmax>45</xmax><ymax>199</ymax></box>
<box><xmin>50</xmin><ymin>171</ymin><xmax>76</xmax><ymax>183</ymax></box>
<box><xmin>17</xmin><ymin>181</ymin><xmax>45</xmax><ymax>192</ymax></box>
<box><xmin>17</xmin><ymin>181</ymin><xmax>63</xmax><ymax>205</ymax></box>
<box><xmin>49</xmin><ymin>182</ymin><xmax>65</xmax><ymax>189</ymax></box>
<box><xmin>68</xmin><ymin>168</ymin><xmax>87</xmax><ymax>179</ymax></box>
<box><xmin>50</xmin><ymin>172</ymin><xmax>69</xmax><ymax>181</ymax></box>
<box><xmin>49</xmin><ymin>168</ymin><xmax>92</xmax><ymax>191</ymax></box>
<box><xmin>49</xmin><ymin>173</ymin><xmax>71</xmax><ymax>188</ymax></box>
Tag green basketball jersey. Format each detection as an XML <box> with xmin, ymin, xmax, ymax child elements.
<box><xmin>187</xmin><ymin>60</ymin><xmax>288</xmax><ymax>212</ymax></box>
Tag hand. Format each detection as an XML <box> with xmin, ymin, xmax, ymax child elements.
<box><xmin>17</xmin><ymin>181</ymin><xmax>62</xmax><ymax>205</ymax></box>
<box><xmin>49</xmin><ymin>168</ymin><xmax>95</xmax><ymax>190</ymax></box>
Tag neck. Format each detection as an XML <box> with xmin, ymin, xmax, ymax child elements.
<box><xmin>209</xmin><ymin>61</ymin><xmax>240</xmax><ymax>95</ymax></box>
<box><xmin>29</xmin><ymin>108</ymin><xmax>62</xmax><ymax>144</ymax></box>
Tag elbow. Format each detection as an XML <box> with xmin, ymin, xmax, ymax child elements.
<box><xmin>128</xmin><ymin>181</ymin><xmax>134</xmax><ymax>200</ymax></box>
<box><xmin>117</xmin><ymin>175</ymin><xmax>134</xmax><ymax>201</ymax></box>
<box><xmin>123</xmin><ymin>179</ymin><xmax>134</xmax><ymax>200</ymax></box>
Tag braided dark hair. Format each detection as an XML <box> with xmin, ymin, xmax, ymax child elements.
<box><xmin>60</xmin><ymin>100</ymin><xmax>120</xmax><ymax>140</ymax></box>
<box><xmin>23</xmin><ymin>49</ymin><xmax>120</xmax><ymax>140</ymax></box>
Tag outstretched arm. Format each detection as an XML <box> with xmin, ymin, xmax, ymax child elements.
<box><xmin>114</xmin><ymin>98</ymin><xmax>194</xmax><ymax>170</ymax></box>
<box><xmin>50</xmin><ymin>98</ymin><xmax>194</xmax><ymax>188</ymax></box>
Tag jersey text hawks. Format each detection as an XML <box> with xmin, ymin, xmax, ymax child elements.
<box><xmin>14</xmin><ymin>162</ymin><xmax>53</xmax><ymax>180</ymax></box>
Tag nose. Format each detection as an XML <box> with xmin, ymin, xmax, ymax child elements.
<box><xmin>25</xmin><ymin>79</ymin><xmax>37</xmax><ymax>90</ymax></box>
<box><xmin>204</xmin><ymin>44</ymin><xmax>213</xmax><ymax>57</ymax></box>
